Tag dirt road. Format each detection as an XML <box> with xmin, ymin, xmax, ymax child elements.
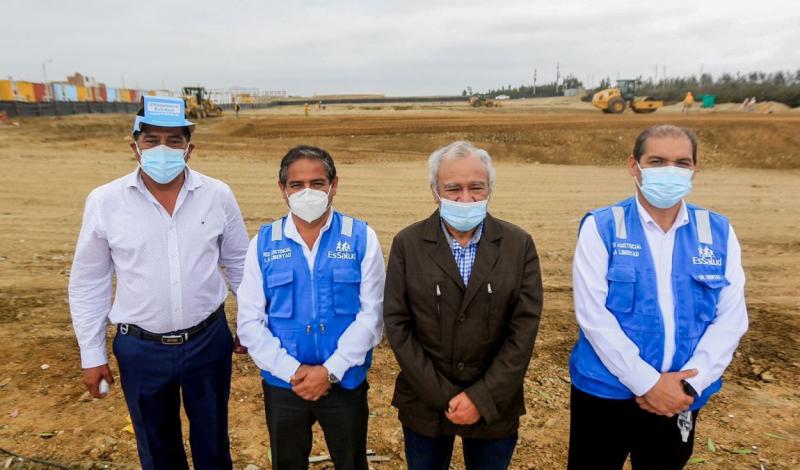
<box><xmin>1</xmin><ymin>108</ymin><xmax>798</xmax><ymax>468</ymax></box>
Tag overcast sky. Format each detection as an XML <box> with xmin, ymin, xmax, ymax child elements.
<box><xmin>3</xmin><ymin>1</ymin><xmax>799</xmax><ymax>96</ymax></box>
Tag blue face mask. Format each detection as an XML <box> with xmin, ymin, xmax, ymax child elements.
<box><xmin>437</xmin><ymin>192</ymin><xmax>489</xmax><ymax>232</ymax></box>
<box><xmin>636</xmin><ymin>163</ymin><xmax>693</xmax><ymax>209</ymax></box>
<box><xmin>137</xmin><ymin>144</ymin><xmax>188</xmax><ymax>184</ymax></box>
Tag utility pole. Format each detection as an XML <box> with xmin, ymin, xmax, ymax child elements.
<box><xmin>556</xmin><ymin>62</ymin><xmax>561</xmax><ymax>93</ymax></box>
<box><xmin>533</xmin><ymin>69</ymin><xmax>537</xmax><ymax>96</ymax></box>
<box><xmin>121</xmin><ymin>73</ymin><xmax>126</xmax><ymax>89</ymax></box>
<box><xmin>42</xmin><ymin>59</ymin><xmax>53</xmax><ymax>101</ymax></box>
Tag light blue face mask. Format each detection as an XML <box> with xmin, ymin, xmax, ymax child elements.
<box><xmin>636</xmin><ymin>163</ymin><xmax>693</xmax><ymax>209</ymax></box>
<box><xmin>437</xmin><ymin>192</ymin><xmax>489</xmax><ymax>232</ymax></box>
<box><xmin>137</xmin><ymin>144</ymin><xmax>188</xmax><ymax>184</ymax></box>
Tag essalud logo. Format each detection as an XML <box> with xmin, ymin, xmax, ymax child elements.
<box><xmin>692</xmin><ymin>245</ymin><xmax>722</xmax><ymax>266</ymax></box>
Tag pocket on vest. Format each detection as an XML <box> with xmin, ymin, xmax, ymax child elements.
<box><xmin>605</xmin><ymin>265</ymin><xmax>636</xmax><ymax>313</ymax></box>
<box><xmin>266</xmin><ymin>271</ymin><xmax>294</xmax><ymax>318</ymax></box>
<box><xmin>332</xmin><ymin>267</ymin><xmax>361</xmax><ymax>315</ymax></box>
<box><xmin>691</xmin><ymin>272</ymin><xmax>730</xmax><ymax>322</ymax></box>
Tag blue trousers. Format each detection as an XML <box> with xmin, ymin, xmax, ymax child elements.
<box><xmin>403</xmin><ymin>426</ymin><xmax>518</xmax><ymax>470</ymax></box>
<box><xmin>113</xmin><ymin>314</ymin><xmax>233</xmax><ymax>470</ymax></box>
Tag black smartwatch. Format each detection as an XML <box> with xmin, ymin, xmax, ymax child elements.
<box><xmin>681</xmin><ymin>380</ymin><xmax>698</xmax><ymax>398</ymax></box>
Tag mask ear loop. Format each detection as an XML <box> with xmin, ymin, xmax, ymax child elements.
<box><xmin>322</xmin><ymin>183</ymin><xmax>334</xmax><ymax>212</ymax></box>
<box><xmin>134</xmin><ymin>142</ymin><xmax>147</xmax><ymax>175</ymax></box>
<box><xmin>633</xmin><ymin>162</ymin><xmax>644</xmax><ymax>190</ymax></box>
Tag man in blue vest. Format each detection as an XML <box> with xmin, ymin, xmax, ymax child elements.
<box><xmin>236</xmin><ymin>145</ymin><xmax>385</xmax><ymax>470</ymax></box>
<box><xmin>568</xmin><ymin>125</ymin><xmax>748</xmax><ymax>469</ymax></box>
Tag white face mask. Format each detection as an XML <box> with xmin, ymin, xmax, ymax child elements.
<box><xmin>286</xmin><ymin>187</ymin><xmax>331</xmax><ymax>223</ymax></box>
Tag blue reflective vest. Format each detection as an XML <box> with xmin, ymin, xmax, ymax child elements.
<box><xmin>569</xmin><ymin>197</ymin><xmax>730</xmax><ymax>410</ymax></box>
<box><xmin>257</xmin><ymin>211</ymin><xmax>371</xmax><ymax>390</ymax></box>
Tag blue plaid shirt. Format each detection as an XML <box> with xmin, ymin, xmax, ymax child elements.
<box><xmin>442</xmin><ymin>221</ymin><xmax>483</xmax><ymax>284</ymax></box>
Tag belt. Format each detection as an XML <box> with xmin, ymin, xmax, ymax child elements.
<box><xmin>117</xmin><ymin>304</ymin><xmax>225</xmax><ymax>345</ymax></box>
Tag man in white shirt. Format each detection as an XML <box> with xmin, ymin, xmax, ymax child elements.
<box><xmin>567</xmin><ymin>125</ymin><xmax>748</xmax><ymax>469</ymax></box>
<box><xmin>68</xmin><ymin>96</ymin><xmax>249</xmax><ymax>470</ymax></box>
<box><xmin>236</xmin><ymin>145</ymin><xmax>385</xmax><ymax>470</ymax></box>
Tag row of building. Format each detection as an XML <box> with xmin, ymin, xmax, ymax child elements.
<box><xmin>0</xmin><ymin>73</ymin><xmax>150</xmax><ymax>103</ymax></box>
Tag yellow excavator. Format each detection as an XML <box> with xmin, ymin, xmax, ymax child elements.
<box><xmin>469</xmin><ymin>96</ymin><xmax>497</xmax><ymax>107</ymax></box>
<box><xmin>592</xmin><ymin>79</ymin><xmax>662</xmax><ymax>113</ymax></box>
<box><xmin>182</xmin><ymin>86</ymin><xmax>223</xmax><ymax>119</ymax></box>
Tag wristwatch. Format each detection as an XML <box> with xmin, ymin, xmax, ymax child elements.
<box><xmin>328</xmin><ymin>372</ymin><xmax>340</xmax><ymax>384</ymax></box>
<box><xmin>681</xmin><ymin>380</ymin><xmax>698</xmax><ymax>398</ymax></box>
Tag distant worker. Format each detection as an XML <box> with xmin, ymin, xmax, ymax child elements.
<box><xmin>682</xmin><ymin>92</ymin><xmax>694</xmax><ymax>113</ymax></box>
<box><xmin>317</xmin><ymin>100</ymin><xmax>322</xmax><ymax>111</ymax></box>
<box><xmin>740</xmin><ymin>97</ymin><xmax>750</xmax><ymax>111</ymax></box>
<box><xmin>68</xmin><ymin>96</ymin><xmax>250</xmax><ymax>470</ymax></box>
<box><xmin>748</xmin><ymin>96</ymin><xmax>757</xmax><ymax>112</ymax></box>
<box><xmin>304</xmin><ymin>102</ymin><xmax>310</xmax><ymax>117</ymax></box>
<box><xmin>567</xmin><ymin>125</ymin><xmax>748</xmax><ymax>469</ymax></box>
<box><xmin>233</xmin><ymin>98</ymin><xmax>241</xmax><ymax>118</ymax></box>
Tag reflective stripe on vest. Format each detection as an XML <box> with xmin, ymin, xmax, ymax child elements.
<box><xmin>271</xmin><ymin>219</ymin><xmax>282</xmax><ymax>241</ymax></box>
<box><xmin>611</xmin><ymin>206</ymin><xmax>627</xmax><ymax>239</ymax></box>
<box><xmin>695</xmin><ymin>209</ymin><xmax>713</xmax><ymax>245</ymax></box>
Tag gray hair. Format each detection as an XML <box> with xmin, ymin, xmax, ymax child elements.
<box><xmin>428</xmin><ymin>141</ymin><xmax>496</xmax><ymax>192</ymax></box>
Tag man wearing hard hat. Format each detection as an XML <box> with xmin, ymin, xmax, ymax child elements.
<box><xmin>68</xmin><ymin>96</ymin><xmax>249</xmax><ymax>469</ymax></box>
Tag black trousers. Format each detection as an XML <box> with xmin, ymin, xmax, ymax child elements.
<box><xmin>568</xmin><ymin>386</ymin><xmax>699</xmax><ymax>470</ymax></box>
<box><xmin>262</xmin><ymin>380</ymin><xmax>369</xmax><ymax>470</ymax></box>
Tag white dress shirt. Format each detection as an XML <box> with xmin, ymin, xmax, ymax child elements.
<box><xmin>68</xmin><ymin>168</ymin><xmax>250</xmax><ymax>368</ymax></box>
<box><xmin>573</xmin><ymin>195</ymin><xmax>748</xmax><ymax>396</ymax></box>
<box><xmin>236</xmin><ymin>210</ymin><xmax>385</xmax><ymax>383</ymax></box>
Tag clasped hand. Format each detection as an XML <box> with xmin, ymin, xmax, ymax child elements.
<box><xmin>636</xmin><ymin>369</ymin><xmax>698</xmax><ymax>417</ymax></box>
<box><xmin>445</xmin><ymin>391</ymin><xmax>481</xmax><ymax>425</ymax></box>
<box><xmin>290</xmin><ymin>365</ymin><xmax>331</xmax><ymax>401</ymax></box>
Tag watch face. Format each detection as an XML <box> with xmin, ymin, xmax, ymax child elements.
<box><xmin>329</xmin><ymin>373</ymin><xmax>340</xmax><ymax>384</ymax></box>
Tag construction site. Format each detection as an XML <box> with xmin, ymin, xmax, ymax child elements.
<box><xmin>0</xmin><ymin>97</ymin><xmax>798</xmax><ymax>469</ymax></box>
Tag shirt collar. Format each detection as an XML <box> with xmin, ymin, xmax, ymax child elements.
<box><xmin>284</xmin><ymin>208</ymin><xmax>335</xmax><ymax>242</ymax></box>
<box><xmin>441</xmin><ymin>219</ymin><xmax>483</xmax><ymax>248</ymax></box>
<box><xmin>634</xmin><ymin>193</ymin><xmax>689</xmax><ymax>232</ymax></box>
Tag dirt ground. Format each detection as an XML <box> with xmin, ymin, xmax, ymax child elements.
<box><xmin>1</xmin><ymin>103</ymin><xmax>799</xmax><ymax>469</ymax></box>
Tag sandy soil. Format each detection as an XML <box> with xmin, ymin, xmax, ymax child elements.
<box><xmin>0</xmin><ymin>106</ymin><xmax>799</xmax><ymax>469</ymax></box>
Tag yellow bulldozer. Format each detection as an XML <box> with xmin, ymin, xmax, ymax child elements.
<box><xmin>592</xmin><ymin>79</ymin><xmax>662</xmax><ymax>113</ymax></box>
<box><xmin>182</xmin><ymin>86</ymin><xmax>223</xmax><ymax>119</ymax></box>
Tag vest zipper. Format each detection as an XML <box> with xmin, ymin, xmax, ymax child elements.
<box><xmin>311</xmin><ymin>271</ymin><xmax>320</xmax><ymax>362</ymax></box>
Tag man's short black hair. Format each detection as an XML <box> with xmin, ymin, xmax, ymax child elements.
<box><xmin>279</xmin><ymin>145</ymin><xmax>336</xmax><ymax>185</ymax></box>
<box><xmin>633</xmin><ymin>125</ymin><xmax>698</xmax><ymax>163</ymax></box>
<box><xmin>132</xmin><ymin>107</ymin><xmax>192</xmax><ymax>141</ymax></box>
